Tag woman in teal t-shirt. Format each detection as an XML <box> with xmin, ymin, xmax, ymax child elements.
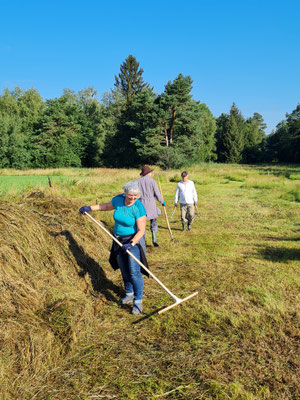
<box><xmin>79</xmin><ymin>181</ymin><xmax>147</xmax><ymax>315</ymax></box>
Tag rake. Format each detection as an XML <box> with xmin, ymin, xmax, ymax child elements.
<box><xmin>84</xmin><ymin>212</ymin><xmax>198</xmax><ymax>314</ymax></box>
<box><xmin>170</xmin><ymin>206</ymin><xmax>177</xmax><ymax>220</ymax></box>
<box><xmin>158</xmin><ymin>180</ymin><xmax>174</xmax><ymax>241</ymax></box>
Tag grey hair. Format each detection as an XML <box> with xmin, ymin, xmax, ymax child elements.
<box><xmin>123</xmin><ymin>181</ymin><xmax>141</xmax><ymax>198</ymax></box>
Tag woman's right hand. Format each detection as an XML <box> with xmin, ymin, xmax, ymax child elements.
<box><xmin>79</xmin><ymin>206</ymin><xmax>92</xmax><ymax>214</ymax></box>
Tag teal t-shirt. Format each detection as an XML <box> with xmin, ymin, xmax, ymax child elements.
<box><xmin>112</xmin><ymin>194</ymin><xmax>146</xmax><ymax>236</ymax></box>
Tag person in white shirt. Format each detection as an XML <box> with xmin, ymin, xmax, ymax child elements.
<box><xmin>174</xmin><ymin>171</ymin><xmax>198</xmax><ymax>231</ymax></box>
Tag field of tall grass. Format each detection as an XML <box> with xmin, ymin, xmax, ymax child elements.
<box><xmin>0</xmin><ymin>164</ymin><xmax>299</xmax><ymax>399</ymax></box>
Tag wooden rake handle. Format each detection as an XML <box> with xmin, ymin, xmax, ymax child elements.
<box><xmin>83</xmin><ymin>212</ymin><xmax>198</xmax><ymax>314</ymax></box>
<box><xmin>158</xmin><ymin>180</ymin><xmax>174</xmax><ymax>240</ymax></box>
<box><xmin>83</xmin><ymin>212</ymin><xmax>177</xmax><ymax>301</ymax></box>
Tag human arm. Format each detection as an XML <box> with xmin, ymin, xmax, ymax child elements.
<box><xmin>153</xmin><ymin>180</ymin><xmax>164</xmax><ymax>204</ymax></box>
<box><xmin>192</xmin><ymin>182</ymin><xmax>198</xmax><ymax>205</ymax></box>
<box><xmin>91</xmin><ymin>202</ymin><xmax>114</xmax><ymax>211</ymax></box>
<box><xmin>79</xmin><ymin>201</ymin><xmax>114</xmax><ymax>214</ymax></box>
<box><xmin>174</xmin><ymin>184</ymin><xmax>179</xmax><ymax>206</ymax></box>
<box><xmin>131</xmin><ymin>215</ymin><xmax>146</xmax><ymax>246</ymax></box>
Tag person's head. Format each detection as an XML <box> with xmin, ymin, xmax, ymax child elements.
<box><xmin>181</xmin><ymin>171</ymin><xmax>189</xmax><ymax>182</ymax></box>
<box><xmin>123</xmin><ymin>181</ymin><xmax>141</xmax><ymax>205</ymax></box>
<box><xmin>140</xmin><ymin>165</ymin><xmax>153</xmax><ymax>177</ymax></box>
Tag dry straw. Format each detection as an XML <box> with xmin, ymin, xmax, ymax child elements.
<box><xmin>0</xmin><ymin>191</ymin><xmax>120</xmax><ymax>398</ymax></box>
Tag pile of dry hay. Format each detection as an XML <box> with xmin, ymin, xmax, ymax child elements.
<box><xmin>0</xmin><ymin>191</ymin><xmax>123</xmax><ymax>396</ymax></box>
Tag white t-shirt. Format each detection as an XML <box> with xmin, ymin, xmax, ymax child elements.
<box><xmin>174</xmin><ymin>180</ymin><xmax>198</xmax><ymax>205</ymax></box>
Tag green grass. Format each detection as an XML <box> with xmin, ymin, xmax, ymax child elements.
<box><xmin>0</xmin><ymin>164</ymin><xmax>299</xmax><ymax>400</ymax></box>
<box><xmin>0</xmin><ymin>174</ymin><xmax>75</xmax><ymax>193</ymax></box>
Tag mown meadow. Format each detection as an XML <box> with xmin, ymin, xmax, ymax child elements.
<box><xmin>0</xmin><ymin>164</ymin><xmax>299</xmax><ymax>400</ymax></box>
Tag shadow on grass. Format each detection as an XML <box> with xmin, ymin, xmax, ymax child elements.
<box><xmin>131</xmin><ymin>307</ymin><xmax>165</xmax><ymax>325</ymax></box>
<box><xmin>58</xmin><ymin>230</ymin><xmax>123</xmax><ymax>302</ymax></box>
<box><xmin>264</xmin><ymin>235</ymin><xmax>300</xmax><ymax>242</ymax></box>
<box><xmin>253</xmin><ymin>165</ymin><xmax>300</xmax><ymax>177</ymax></box>
<box><xmin>257</xmin><ymin>245</ymin><xmax>300</xmax><ymax>262</ymax></box>
<box><xmin>158</xmin><ymin>224</ymin><xmax>182</xmax><ymax>231</ymax></box>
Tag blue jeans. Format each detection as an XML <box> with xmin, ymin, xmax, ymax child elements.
<box><xmin>116</xmin><ymin>238</ymin><xmax>145</xmax><ymax>301</ymax></box>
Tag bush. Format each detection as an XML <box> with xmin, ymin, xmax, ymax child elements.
<box><xmin>169</xmin><ymin>174</ymin><xmax>181</xmax><ymax>182</ymax></box>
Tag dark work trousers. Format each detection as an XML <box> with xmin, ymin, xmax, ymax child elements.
<box><xmin>150</xmin><ymin>218</ymin><xmax>158</xmax><ymax>232</ymax></box>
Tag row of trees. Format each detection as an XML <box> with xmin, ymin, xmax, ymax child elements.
<box><xmin>0</xmin><ymin>55</ymin><xmax>299</xmax><ymax>169</ymax></box>
<box><xmin>216</xmin><ymin>103</ymin><xmax>300</xmax><ymax>164</ymax></box>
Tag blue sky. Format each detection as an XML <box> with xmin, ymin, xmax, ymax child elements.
<box><xmin>1</xmin><ymin>0</ymin><xmax>299</xmax><ymax>134</ymax></box>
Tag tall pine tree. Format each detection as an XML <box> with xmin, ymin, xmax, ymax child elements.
<box><xmin>103</xmin><ymin>55</ymin><xmax>151</xmax><ymax>167</ymax></box>
<box><xmin>114</xmin><ymin>55</ymin><xmax>150</xmax><ymax>104</ymax></box>
<box><xmin>216</xmin><ymin>103</ymin><xmax>245</xmax><ymax>163</ymax></box>
<box><xmin>127</xmin><ymin>75</ymin><xmax>217</xmax><ymax>168</ymax></box>
<box><xmin>242</xmin><ymin>113</ymin><xmax>266</xmax><ymax>163</ymax></box>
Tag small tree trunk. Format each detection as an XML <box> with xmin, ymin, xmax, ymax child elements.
<box><xmin>169</xmin><ymin>108</ymin><xmax>176</xmax><ymax>144</ymax></box>
<box><xmin>164</xmin><ymin>124</ymin><xmax>169</xmax><ymax>147</ymax></box>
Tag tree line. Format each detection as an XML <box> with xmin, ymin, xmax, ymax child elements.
<box><xmin>0</xmin><ymin>55</ymin><xmax>299</xmax><ymax>169</ymax></box>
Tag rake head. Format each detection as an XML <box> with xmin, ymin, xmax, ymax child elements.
<box><xmin>158</xmin><ymin>291</ymin><xmax>198</xmax><ymax>314</ymax></box>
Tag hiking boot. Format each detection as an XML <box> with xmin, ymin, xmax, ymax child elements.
<box><xmin>119</xmin><ymin>293</ymin><xmax>134</xmax><ymax>305</ymax></box>
<box><xmin>188</xmin><ymin>224</ymin><xmax>192</xmax><ymax>231</ymax></box>
<box><xmin>182</xmin><ymin>223</ymin><xmax>186</xmax><ymax>231</ymax></box>
<box><xmin>131</xmin><ymin>301</ymin><xmax>143</xmax><ymax>315</ymax></box>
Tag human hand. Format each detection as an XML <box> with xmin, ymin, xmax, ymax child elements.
<box><xmin>79</xmin><ymin>206</ymin><xmax>92</xmax><ymax>214</ymax></box>
<box><xmin>122</xmin><ymin>242</ymin><xmax>133</xmax><ymax>252</ymax></box>
<box><xmin>162</xmin><ymin>201</ymin><xmax>166</xmax><ymax>206</ymax></box>
<box><xmin>174</xmin><ymin>203</ymin><xmax>178</xmax><ymax>207</ymax></box>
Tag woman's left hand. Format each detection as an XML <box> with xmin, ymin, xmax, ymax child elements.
<box><xmin>122</xmin><ymin>243</ymin><xmax>133</xmax><ymax>252</ymax></box>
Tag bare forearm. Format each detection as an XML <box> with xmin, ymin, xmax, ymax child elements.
<box><xmin>131</xmin><ymin>230</ymin><xmax>145</xmax><ymax>246</ymax></box>
<box><xmin>90</xmin><ymin>204</ymin><xmax>100</xmax><ymax>211</ymax></box>
<box><xmin>132</xmin><ymin>216</ymin><xmax>146</xmax><ymax>246</ymax></box>
<box><xmin>90</xmin><ymin>202</ymin><xmax>114</xmax><ymax>211</ymax></box>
